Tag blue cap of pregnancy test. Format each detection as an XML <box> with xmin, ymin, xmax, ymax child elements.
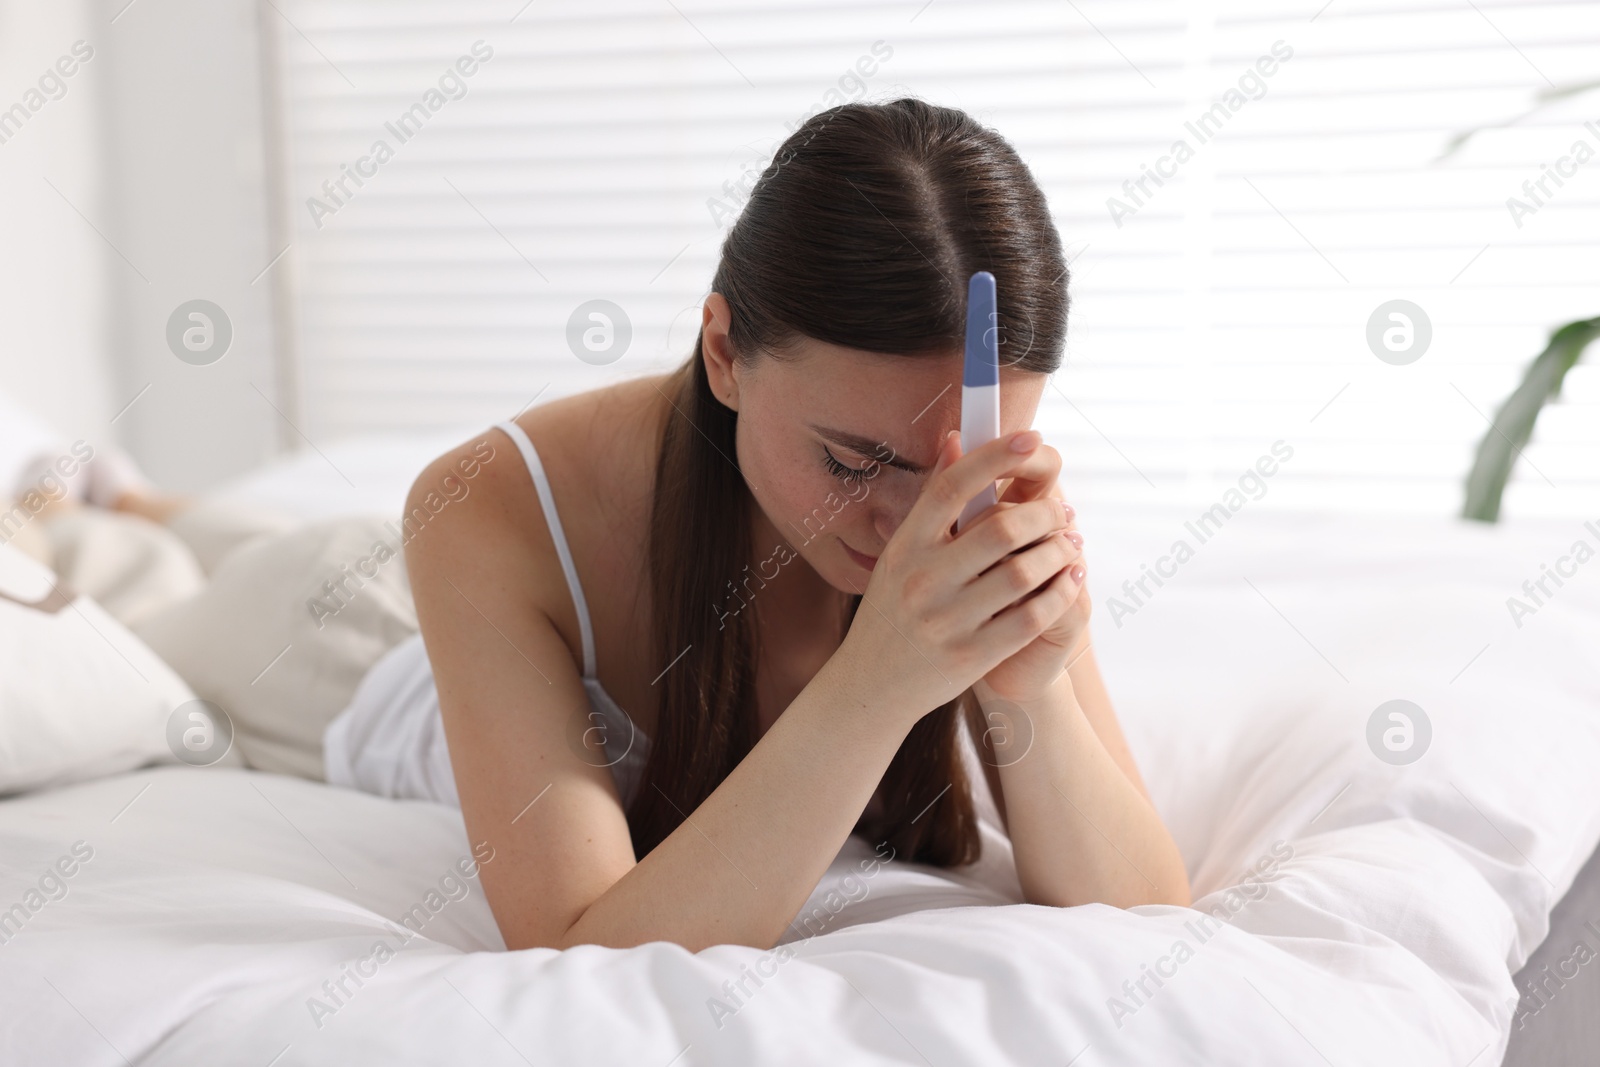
<box><xmin>963</xmin><ymin>271</ymin><xmax>999</xmax><ymax>387</ymax></box>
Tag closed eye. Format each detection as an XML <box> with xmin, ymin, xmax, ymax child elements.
<box><xmin>822</xmin><ymin>446</ymin><xmax>873</xmax><ymax>484</ymax></box>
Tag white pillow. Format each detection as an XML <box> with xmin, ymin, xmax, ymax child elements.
<box><xmin>0</xmin><ymin>540</ymin><xmax>234</xmax><ymax>794</ymax></box>
<box><xmin>130</xmin><ymin>514</ymin><xmax>418</xmax><ymax>781</ymax></box>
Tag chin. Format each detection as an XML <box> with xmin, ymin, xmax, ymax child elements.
<box><xmin>783</xmin><ymin>541</ymin><xmax>858</xmax><ymax>596</ymax></box>
<box><xmin>820</xmin><ymin>566</ymin><xmax>864</xmax><ymax>596</ymax></box>
<box><xmin>823</xmin><ymin>549</ymin><xmax>875</xmax><ymax>596</ymax></box>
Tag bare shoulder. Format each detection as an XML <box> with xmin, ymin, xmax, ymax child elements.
<box><xmin>511</xmin><ymin>374</ymin><xmax>670</xmax><ymax>547</ymax></box>
<box><xmin>401</xmin><ymin>374</ymin><xmax>671</xmax><ymax>674</ymax></box>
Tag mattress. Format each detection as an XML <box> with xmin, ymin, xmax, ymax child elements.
<box><xmin>2</xmin><ymin>439</ymin><xmax>1598</xmax><ymax>1064</ymax></box>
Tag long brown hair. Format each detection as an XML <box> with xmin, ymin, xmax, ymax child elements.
<box><xmin>629</xmin><ymin>98</ymin><xmax>1069</xmax><ymax>865</ymax></box>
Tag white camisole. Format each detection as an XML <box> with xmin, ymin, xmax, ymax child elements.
<box><xmin>322</xmin><ymin>419</ymin><xmax>1010</xmax><ymax>859</ymax></box>
<box><xmin>321</xmin><ymin>419</ymin><xmax>650</xmax><ymax>807</ymax></box>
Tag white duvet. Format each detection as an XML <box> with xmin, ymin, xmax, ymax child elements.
<box><xmin>3</xmin><ymin>502</ymin><xmax>1599</xmax><ymax>1066</ymax></box>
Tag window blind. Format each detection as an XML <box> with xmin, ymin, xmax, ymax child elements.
<box><xmin>269</xmin><ymin>0</ymin><xmax>1600</xmax><ymax>517</ymax></box>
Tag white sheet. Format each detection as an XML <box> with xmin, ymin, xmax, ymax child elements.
<box><xmin>3</xmin><ymin>494</ymin><xmax>1599</xmax><ymax>1064</ymax></box>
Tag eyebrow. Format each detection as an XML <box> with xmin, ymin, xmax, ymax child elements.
<box><xmin>810</xmin><ymin>424</ymin><xmax>929</xmax><ymax>475</ymax></box>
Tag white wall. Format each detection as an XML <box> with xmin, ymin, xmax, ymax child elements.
<box><xmin>92</xmin><ymin>0</ymin><xmax>282</xmax><ymax>491</ymax></box>
<box><xmin>0</xmin><ymin>0</ymin><xmax>284</xmax><ymax>492</ymax></box>
<box><xmin>0</xmin><ymin>0</ymin><xmax>114</xmax><ymax>440</ymax></box>
<box><xmin>270</xmin><ymin>0</ymin><xmax>1600</xmax><ymax>520</ymax></box>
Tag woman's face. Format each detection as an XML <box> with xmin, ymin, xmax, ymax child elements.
<box><xmin>701</xmin><ymin>294</ymin><xmax>1047</xmax><ymax>595</ymax></box>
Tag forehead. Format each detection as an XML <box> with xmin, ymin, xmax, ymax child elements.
<box><xmin>767</xmin><ymin>337</ymin><xmax>961</xmax><ymax>412</ymax></box>
<box><xmin>752</xmin><ymin>336</ymin><xmax>1045</xmax><ymax>469</ymax></box>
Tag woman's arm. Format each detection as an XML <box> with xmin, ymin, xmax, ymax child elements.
<box><xmin>413</xmin><ymin>426</ymin><xmax>1083</xmax><ymax>951</ymax></box>
<box><xmin>967</xmin><ymin>638</ymin><xmax>1147</xmax><ymax>829</ymax></box>
<box><xmin>408</xmin><ymin>439</ymin><xmax>919</xmax><ymax>954</ymax></box>
<box><xmin>972</xmin><ymin>657</ymin><xmax>1190</xmax><ymax>909</ymax></box>
<box><xmin>956</xmin><ymin>431</ymin><xmax>1187</xmax><ymax>909</ymax></box>
<box><xmin>1063</xmin><ymin>639</ymin><xmax>1151</xmax><ymax>801</ymax></box>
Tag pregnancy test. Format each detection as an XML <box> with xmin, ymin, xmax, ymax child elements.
<box><xmin>956</xmin><ymin>270</ymin><xmax>1000</xmax><ymax>532</ymax></box>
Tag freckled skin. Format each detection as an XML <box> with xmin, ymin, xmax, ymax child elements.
<box><xmin>414</xmin><ymin>291</ymin><xmax>1184</xmax><ymax>955</ymax></box>
<box><xmin>703</xmin><ymin>293</ymin><xmax>1047</xmax><ymax>595</ymax></box>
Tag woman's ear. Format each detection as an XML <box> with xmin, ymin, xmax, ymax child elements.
<box><xmin>701</xmin><ymin>293</ymin><xmax>740</xmax><ymax>412</ymax></box>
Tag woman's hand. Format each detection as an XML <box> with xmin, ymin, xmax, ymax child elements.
<box><xmin>839</xmin><ymin>428</ymin><xmax>1079</xmax><ymax>725</ymax></box>
<box><xmin>966</xmin><ymin>439</ymin><xmax>1090</xmax><ymax>705</ymax></box>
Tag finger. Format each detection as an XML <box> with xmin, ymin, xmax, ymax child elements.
<box><xmin>963</xmin><ymin>528</ymin><xmax>1080</xmax><ymax>620</ymax></box>
<box><xmin>995</xmin><ymin>444</ymin><xmax>1062</xmax><ymax>505</ymax></box>
<box><xmin>921</xmin><ymin>430</ymin><xmax>963</xmax><ymax>530</ymax></box>
<box><xmin>979</xmin><ymin>491</ymin><xmax>1077</xmax><ymax>534</ymax></box>
<box><xmin>930</xmin><ymin>428</ymin><xmax>962</xmax><ymax>476</ymax></box>
<box><xmin>977</xmin><ymin>557</ymin><xmax>1084</xmax><ymax>654</ymax></box>
<box><xmin>901</xmin><ymin>431</ymin><xmax>962</xmax><ymax>537</ymax></box>
<box><xmin>950</xmin><ymin>496</ymin><xmax>1073</xmax><ymax>581</ymax></box>
<box><xmin>903</xmin><ymin>429</ymin><xmax>1046</xmax><ymax>545</ymax></box>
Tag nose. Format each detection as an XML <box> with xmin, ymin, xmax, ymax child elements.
<box><xmin>866</xmin><ymin>468</ymin><xmax>935</xmax><ymax>548</ymax></box>
<box><xmin>873</xmin><ymin>507</ymin><xmax>904</xmax><ymax>546</ymax></box>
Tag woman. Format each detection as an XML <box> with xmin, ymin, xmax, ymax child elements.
<box><xmin>325</xmin><ymin>97</ymin><xmax>1191</xmax><ymax>953</ymax></box>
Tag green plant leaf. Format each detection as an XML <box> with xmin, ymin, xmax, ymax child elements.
<box><xmin>1463</xmin><ymin>316</ymin><xmax>1600</xmax><ymax>522</ymax></box>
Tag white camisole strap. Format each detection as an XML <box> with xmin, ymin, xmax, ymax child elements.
<box><xmin>492</xmin><ymin>419</ymin><xmax>598</xmax><ymax>680</ymax></box>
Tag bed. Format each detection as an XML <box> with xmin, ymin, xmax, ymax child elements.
<box><xmin>3</xmin><ymin>434</ymin><xmax>1598</xmax><ymax>1065</ymax></box>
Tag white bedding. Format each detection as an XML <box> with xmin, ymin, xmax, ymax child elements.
<box><xmin>3</xmin><ymin>452</ymin><xmax>1599</xmax><ymax>1064</ymax></box>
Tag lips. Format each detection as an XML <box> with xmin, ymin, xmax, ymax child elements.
<box><xmin>842</xmin><ymin>541</ymin><xmax>879</xmax><ymax>571</ymax></box>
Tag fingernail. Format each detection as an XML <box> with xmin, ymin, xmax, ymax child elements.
<box><xmin>1058</xmin><ymin>499</ymin><xmax>1072</xmax><ymax>524</ymax></box>
<box><xmin>1071</xmin><ymin>564</ymin><xmax>1086</xmax><ymax>583</ymax></box>
<box><xmin>1067</xmin><ymin>531</ymin><xmax>1083</xmax><ymax>548</ymax></box>
<box><xmin>1010</xmin><ymin>430</ymin><xmax>1041</xmax><ymax>453</ymax></box>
